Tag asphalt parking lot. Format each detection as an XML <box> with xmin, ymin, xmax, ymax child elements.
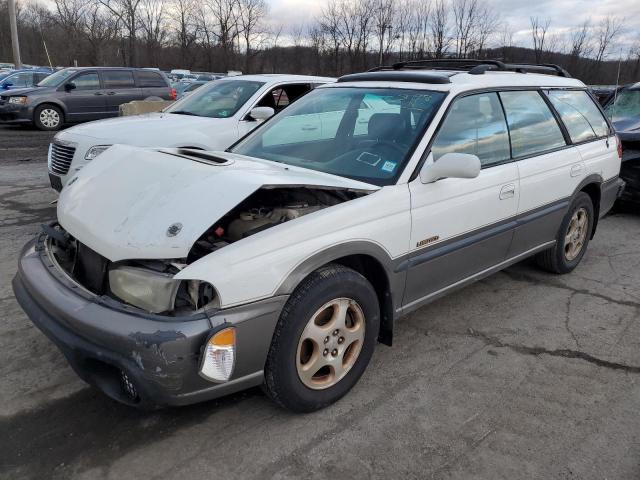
<box><xmin>1</xmin><ymin>125</ymin><xmax>639</xmax><ymax>480</ymax></box>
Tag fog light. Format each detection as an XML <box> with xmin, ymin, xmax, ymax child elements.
<box><xmin>199</xmin><ymin>327</ymin><xmax>236</xmax><ymax>383</ymax></box>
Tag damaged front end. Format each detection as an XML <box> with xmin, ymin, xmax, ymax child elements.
<box><xmin>43</xmin><ymin>223</ymin><xmax>217</xmax><ymax>315</ymax></box>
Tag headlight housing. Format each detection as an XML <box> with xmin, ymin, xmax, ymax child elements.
<box><xmin>8</xmin><ymin>96</ymin><xmax>27</xmax><ymax>105</ymax></box>
<box><xmin>109</xmin><ymin>266</ymin><xmax>180</xmax><ymax>313</ymax></box>
<box><xmin>85</xmin><ymin>145</ymin><xmax>111</xmax><ymax>161</ymax></box>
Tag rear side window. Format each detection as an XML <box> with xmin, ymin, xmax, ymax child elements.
<box><xmin>499</xmin><ymin>91</ymin><xmax>566</xmax><ymax>158</ymax></box>
<box><xmin>431</xmin><ymin>92</ymin><xmax>510</xmax><ymax>167</ymax></box>
<box><xmin>137</xmin><ymin>71</ymin><xmax>167</xmax><ymax>88</ymax></box>
<box><xmin>102</xmin><ymin>71</ymin><xmax>135</xmax><ymax>88</ymax></box>
<box><xmin>546</xmin><ymin>90</ymin><xmax>609</xmax><ymax>142</ymax></box>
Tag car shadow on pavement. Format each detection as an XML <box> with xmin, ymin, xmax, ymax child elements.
<box><xmin>0</xmin><ymin>385</ymin><xmax>270</xmax><ymax>478</ymax></box>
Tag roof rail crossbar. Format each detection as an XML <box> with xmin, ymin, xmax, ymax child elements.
<box><xmin>369</xmin><ymin>58</ymin><xmax>572</xmax><ymax>78</ymax></box>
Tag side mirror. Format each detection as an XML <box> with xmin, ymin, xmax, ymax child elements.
<box><xmin>249</xmin><ymin>106</ymin><xmax>275</xmax><ymax>122</ymax></box>
<box><xmin>2</xmin><ymin>82</ymin><xmax>12</xmax><ymax>89</ymax></box>
<box><xmin>419</xmin><ymin>152</ymin><xmax>481</xmax><ymax>184</ymax></box>
<box><xmin>64</xmin><ymin>82</ymin><xmax>76</xmax><ymax>92</ymax></box>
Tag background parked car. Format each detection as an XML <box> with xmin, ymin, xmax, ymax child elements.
<box><xmin>0</xmin><ymin>67</ymin><xmax>175</xmax><ymax>131</ymax></box>
<box><xmin>176</xmin><ymin>80</ymin><xmax>209</xmax><ymax>99</ymax></box>
<box><xmin>604</xmin><ymin>82</ymin><xmax>640</xmax><ymax>208</ymax></box>
<box><xmin>47</xmin><ymin>74</ymin><xmax>334</xmax><ymax>190</ymax></box>
<box><xmin>0</xmin><ymin>68</ymin><xmax>53</xmax><ymax>90</ymax></box>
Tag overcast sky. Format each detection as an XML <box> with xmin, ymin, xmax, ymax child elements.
<box><xmin>267</xmin><ymin>0</ymin><xmax>640</xmax><ymax>52</ymax></box>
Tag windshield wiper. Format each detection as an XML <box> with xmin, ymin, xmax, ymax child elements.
<box><xmin>169</xmin><ymin>110</ymin><xmax>198</xmax><ymax>116</ymax></box>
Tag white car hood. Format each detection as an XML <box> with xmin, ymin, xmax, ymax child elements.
<box><xmin>62</xmin><ymin>113</ymin><xmax>228</xmax><ymax>144</ymax></box>
<box><xmin>57</xmin><ymin>144</ymin><xmax>378</xmax><ymax>262</ymax></box>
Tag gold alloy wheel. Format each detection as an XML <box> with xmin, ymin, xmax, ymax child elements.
<box><xmin>296</xmin><ymin>298</ymin><xmax>365</xmax><ymax>390</ymax></box>
<box><xmin>564</xmin><ymin>207</ymin><xmax>589</xmax><ymax>261</ymax></box>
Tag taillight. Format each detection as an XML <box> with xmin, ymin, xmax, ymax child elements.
<box><xmin>616</xmin><ymin>135</ymin><xmax>623</xmax><ymax>160</ymax></box>
<box><xmin>170</xmin><ymin>88</ymin><xmax>177</xmax><ymax>100</ymax></box>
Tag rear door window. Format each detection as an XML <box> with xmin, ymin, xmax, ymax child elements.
<box><xmin>499</xmin><ymin>91</ymin><xmax>566</xmax><ymax>158</ymax></box>
<box><xmin>102</xmin><ymin>71</ymin><xmax>136</xmax><ymax>89</ymax></box>
<box><xmin>431</xmin><ymin>92</ymin><xmax>511</xmax><ymax>167</ymax></box>
<box><xmin>545</xmin><ymin>90</ymin><xmax>609</xmax><ymax>143</ymax></box>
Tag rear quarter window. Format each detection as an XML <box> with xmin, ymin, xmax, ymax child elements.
<box><xmin>136</xmin><ymin>71</ymin><xmax>167</xmax><ymax>88</ymax></box>
<box><xmin>546</xmin><ymin>90</ymin><xmax>609</xmax><ymax>143</ymax></box>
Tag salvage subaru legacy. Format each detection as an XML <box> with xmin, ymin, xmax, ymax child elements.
<box><xmin>13</xmin><ymin>60</ymin><xmax>624</xmax><ymax>412</ymax></box>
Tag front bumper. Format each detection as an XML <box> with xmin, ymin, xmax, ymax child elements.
<box><xmin>0</xmin><ymin>103</ymin><xmax>33</xmax><ymax>124</ymax></box>
<box><xmin>12</xmin><ymin>234</ymin><xmax>287</xmax><ymax>407</ymax></box>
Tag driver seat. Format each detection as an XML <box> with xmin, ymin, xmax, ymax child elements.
<box><xmin>367</xmin><ymin>113</ymin><xmax>408</xmax><ymax>145</ymax></box>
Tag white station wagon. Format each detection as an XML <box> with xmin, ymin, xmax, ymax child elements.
<box><xmin>14</xmin><ymin>60</ymin><xmax>624</xmax><ymax>412</ymax></box>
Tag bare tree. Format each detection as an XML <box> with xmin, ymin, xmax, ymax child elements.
<box><xmin>530</xmin><ymin>16</ymin><xmax>550</xmax><ymax>63</ymax></box>
<box><xmin>139</xmin><ymin>0</ymin><xmax>168</xmax><ymax>66</ymax></box>
<box><xmin>373</xmin><ymin>0</ymin><xmax>394</xmax><ymax>65</ymax></box>
<box><xmin>169</xmin><ymin>0</ymin><xmax>197</xmax><ymax>68</ymax></box>
<box><xmin>594</xmin><ymin>15</ymin><xmax>623</xmax><ymax>65</ymax></box>
<box><xmin>429</xmin><ymin>0</ymin><xmax>450</xmax><ymax>58</ymax></box>
<box><xmin>238</xmin><ymin>0</ymin><xmax>267</xmax><ymax>72</ymax></box>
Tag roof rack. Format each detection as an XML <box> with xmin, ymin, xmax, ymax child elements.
<box><xmin>369</xmin><ymin>58</ymin><xmax>571</xmax><ymax>78</ymax></box>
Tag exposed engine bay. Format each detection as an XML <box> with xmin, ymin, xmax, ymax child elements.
<box><xmin>187</xmin><ymin>186</ymin><xmax>364</xmax><ymax>263</ymax></box>
<box><xmin>45</xmin><ymin>186</ymin><xmax>365</xmax><ymax>315</ymax></box>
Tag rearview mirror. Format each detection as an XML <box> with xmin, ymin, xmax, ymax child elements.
<box><xmin>419</xmin><ymin>152</ymin><xmax>481</xmax><ymax>184</ymax></box>
<box><xmin>249</xmin><ymin>106</ymin><xmax>274</xmax><ymax>122</ymax></box>
<box><xmin>64</xmin><ymin>82</ymin><xmax>76</xmax><ymax>92</ymax></box>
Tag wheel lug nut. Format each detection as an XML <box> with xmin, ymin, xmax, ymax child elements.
<box><xmin>331</xmin><ymin>349</ymin><xmax>338</xmax><ymax>356</ymax></box>
<box><xmin>324</xmin><ymin>336</ymin><xmax>329</xmax><ymax>344</ymax></box>
<box><xmin>333</xmin><ymin>329</ymin><xmax>339</xmax><ymax>336</ymax></box>
<box><xmin>323</xmin><ymin>349</ymin><xmax>329</xmax><ymax>356</ymax></box>
<box><xmin>338</xmin><ymin>337</ymin><xmax>344</xmax><ymax>344</ymax></box>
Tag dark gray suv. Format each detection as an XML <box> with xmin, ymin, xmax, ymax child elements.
<box><xmin>0</xmin><ymin>67</ymin><xmax>176</xmax><ymax>131</ymax></box>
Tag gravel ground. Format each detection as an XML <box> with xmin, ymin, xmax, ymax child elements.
<box><xmin>1</xmin><ymin>124</ymin><xmax>639</xmax><ymax>480</ymax></box>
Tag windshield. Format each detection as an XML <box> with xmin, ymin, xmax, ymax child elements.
<box><xmin>37</xmin><ymin>68</ymin><xmax>77</xmax><ymax>87</ymax></box>
<box><xmin>231</xmin><ymin>87</ymin><xmax>446</xmax><ymax>186</ymax></box>
<box><xmin>605</xmin><ymin>89</ymin><xmax>640</xmax><ymax>121</ymax></box>
<box><xmin>165</xmin><ymin>79</ymin><xmax>265</xmax><ymax>118</ymax></box>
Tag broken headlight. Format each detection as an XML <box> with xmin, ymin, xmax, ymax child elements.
<box><xmin>109</xmin><ymin>266</ymin><xmax>180</xmax><ymax>313</ymax></box>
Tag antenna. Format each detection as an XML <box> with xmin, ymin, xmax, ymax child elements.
<box><xmin>611</xmin><ymin>49</ymin><xmax>622</xmax><ymax>120</ymax></box>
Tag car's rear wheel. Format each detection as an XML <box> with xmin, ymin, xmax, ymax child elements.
<box><xmin>536</xmin><ymin>192</ymin><xmax>594</xmax><ymax>274</ymax></box>
<box><xmin>264</xmin><ymin>264</ymin><xmax>380</xmax><ymax>412</ymax></box>
<box><xmin>34</xmin><ymin>104</ymin><xmax>63</xmax><ymax>131</ymax></box>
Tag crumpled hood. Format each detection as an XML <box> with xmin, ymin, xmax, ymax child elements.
<box><xmin>64</xmin><ymin>112</ymin><xmax>226</xmax><ymax>144</ymax></box>
<box><xmin>57</xmin><ymin>144</ymin><xmax>377</xmax><ymax>262</ymax></box>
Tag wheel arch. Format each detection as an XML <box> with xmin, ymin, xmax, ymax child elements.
<box><xmin>572</xmin><ymin>174</ymin><xmax>603</xmax><ymax>239</ymax></box>
<box><xmin>275</xmin><ymin>241</ymin><xmax>405</xmax><ymax>346</ymax></box>
<box><xmin>34</xmin><ymin>101</ymin><xmax>67</xmax><ymax>123</ymax></box>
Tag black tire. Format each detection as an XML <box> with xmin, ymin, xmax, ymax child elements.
<box><xmin>34</xmin><ymin>104</ymin><xmax>64</xmax><ymax>131</ymax></box>
<box><xmin>536</xmin><ymin>192</ymin><xmax>594</xmax><ymax>274</ymax></box>
<box><xmin>264</xmin><ymin>264</ymin><xmax>380</xmax><ymax>413</ymax></box>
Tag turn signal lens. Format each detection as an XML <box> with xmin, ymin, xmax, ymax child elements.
<box><xmin>199</xmin><ymin>327</ymin><xmax>236</xmax><ymax>382</ymax></box>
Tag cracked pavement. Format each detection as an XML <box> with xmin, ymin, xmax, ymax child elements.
<box><xmin>1</xmin><ymin>125</ymin><xmax>640</xmax><ymax>479</ymax></box>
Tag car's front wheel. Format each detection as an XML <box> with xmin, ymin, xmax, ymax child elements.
<box><xmin>264</xmin><ymin>264</ymin><xmax>380</xmax><ymax>412</ymax></box>
<box><xmin>34</xmin><ymin>104</ymin><xmax>63</xmax><ymax>131</ymax></box>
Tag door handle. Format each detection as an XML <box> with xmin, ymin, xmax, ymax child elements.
<box><xmin>301</xmin><ymin>125</ymin><xmax>318</xmax><ymax>131</ymax></box>
<box><xmin>93</xmin><ymin>92</ymin><xmax>104</xmax><ymax>96</ymax></box>
<box><xmin>570</xmin><ymin>164</ymin><xmax>583</xmax><ymax>177</ymax></box>
<box><xmin>499</xmin><ymin>184</ymin><xmax>516</xmax><ymax>200</ymax></box>
<box><xmin>106</xmin><ymin>91</ymin><xmax>116</xmax><ymax>95</ymax></box>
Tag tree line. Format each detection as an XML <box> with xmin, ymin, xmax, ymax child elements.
<box><xmin>1</xmin><ymin>0</ymin><xmax>639</xmax><ymax>84</ymax></box>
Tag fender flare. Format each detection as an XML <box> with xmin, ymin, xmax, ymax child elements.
<box><xmin>571</xmin><ymin>173</ymin><xmax>603</xmax><ymax>238</ymax></box>
<box><xmin>274</xmin><ymin>240</ymin><xmax>407</xmax><ymax>346</ymax></box>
